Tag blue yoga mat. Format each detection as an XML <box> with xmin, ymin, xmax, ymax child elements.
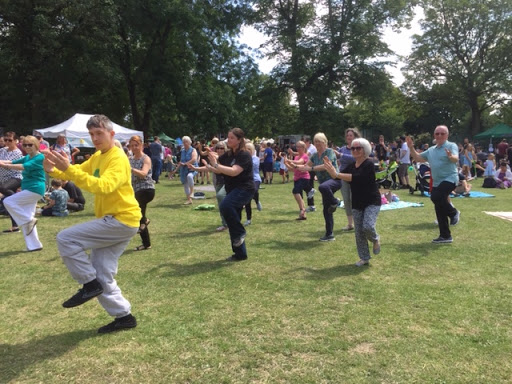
<box><xmin>424</xmin><ymin>191</ymin><xmax>495</xmax><ymax>198</ymax></box>
<box><xmin>339</xmin><ymin>201</ymin><xmax>424</xmax><ymax>211</ymax></box>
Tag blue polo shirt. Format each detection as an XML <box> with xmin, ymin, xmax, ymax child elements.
<box><xmin>420</xmin><ymin>141</ymin><xmax>458</xmax><ymax>187</ymax></box>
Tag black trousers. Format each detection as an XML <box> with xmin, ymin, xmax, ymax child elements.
<box><xmin>135</xmin><ymin>189</ymin><xmax>155</xmax><ymax>248</ymax></box>
<box><xmin>430</xmin><ymin>181</ymin><xmax>457</xmax><ymax>238</ymax></box>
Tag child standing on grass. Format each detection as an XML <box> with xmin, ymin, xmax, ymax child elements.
<box><xmin>41</xmin><ymin>179</ymin><xmax>70</xmax><ymax>217</ymax></box>
<box><xmin>279</xmin><ymin>152</ymin><xmax>289</xmax><ymax>183</ymax></box>
<box><xmin>43</xmin><ymin>114</ymin><xmax>142</xmax><ymax>334</ymax></box>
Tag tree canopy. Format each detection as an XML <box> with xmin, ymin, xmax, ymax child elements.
<box><xmin>405</xmin><ymin>0</ymin><xmax>512</xmax><ymax>136</ymax></box>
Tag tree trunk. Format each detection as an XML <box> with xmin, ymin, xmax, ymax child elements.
<box><xmin>468</xmin><ymin>94</ymin><xmax>481</xmax><ymax>137</ymax></box>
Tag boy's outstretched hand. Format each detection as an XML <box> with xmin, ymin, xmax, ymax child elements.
<box><xmin>43</xmin><ymin>150</ymin><xmax>70</xmax><ymax>172</ymax></box>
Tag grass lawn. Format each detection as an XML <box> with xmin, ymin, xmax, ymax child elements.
<box><xmin>1</xmin><ymin>174</ymin><xmax>512</xmax><ymax>383</ymax></box>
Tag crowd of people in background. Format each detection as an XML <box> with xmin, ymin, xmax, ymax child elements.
<box><xmin>1</xmin><ymin>126</ymin><xmax>511</xmax><ymax>248</ymax></box>
<box><xmin>2</xmin><ymin>115</ymin><xmax>512</xmax><ymax>333</ymax></box>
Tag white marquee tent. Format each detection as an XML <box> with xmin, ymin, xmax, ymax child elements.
<box><xmin>34</xmin><ymin>113</ymin><xmax>144</xmax><ymax>141</ymax></box>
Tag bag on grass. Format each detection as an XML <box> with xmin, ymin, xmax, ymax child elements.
<box><xmin>482</xmin><ymin>177</ymin><xmax>496</xmax><ymax>188</ymax></box>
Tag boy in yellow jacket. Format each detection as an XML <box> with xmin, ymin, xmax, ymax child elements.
<box><xmin>43</xmin><ymin>115</ymin><xmax>141</xmax><ymax>334</ymax></box>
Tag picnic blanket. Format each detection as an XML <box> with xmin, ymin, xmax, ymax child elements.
<box><xmin>423</xmin><ymin>191</ymin><xmax>495</xmax><ymax>198</ymax></box>
<box><xmin>484</xmin><ymin>212</ymin><xmax>512</xmax><ymax>222</ymax></box>
<box><xmin>339</xmin><ymin>201</ymin><xmax>424</xmax><ymax>211</ymax></box>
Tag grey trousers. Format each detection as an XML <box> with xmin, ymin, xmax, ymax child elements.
<box><xmin>57</xmin><ymin>216</ymin><xmax>138</xmax><ymax>318</ymax></box>
<box><xmin>352</xmin><ymin>205</ymin><xmax>380</xmax><ymax>261</ymax></box>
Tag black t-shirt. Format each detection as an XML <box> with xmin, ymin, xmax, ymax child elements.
<box><xmin>63</xmin><ymin>181</ymin><xmax>85</xmax><ymax>204</ymax></box>
<box><xmin>374</xmin><ymin>143</ymin><xmax>387</xmax><ymax>161</ymax></box>
<box><xmin>345</xmin><ymin>159</ymin><xmax>381</xmax><ymax>210</ymax></box>
<box><xmin>219</xmin><ymin>150</ymin><xmax>255</xmax><ymax>194</ymax></box>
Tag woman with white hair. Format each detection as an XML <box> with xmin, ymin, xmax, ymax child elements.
<box><xmin>294</xmin><ymin>132</ymin><xmax>339</xmax><ymax>241</ymax></box>
<box><xmin>173</xmin><ymin>136</ymin><xmax>198</xmax><ymax>204</ymax></box>
<box><xmin>322</xmin><ymin>138</ymin><xmax>381</xmax><ymax>266</ymax></box>
<box><xmin>242</xmin><ymin>142</ymin><xmax>262</xmax><ymax>226</ymax></box>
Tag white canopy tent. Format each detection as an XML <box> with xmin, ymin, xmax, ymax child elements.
<box><xmin>34</xmin><ymin>113</ymin><xmax>144</xmax><ymax>141</ymax></box>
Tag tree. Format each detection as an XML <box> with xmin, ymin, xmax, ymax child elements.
<box><xmin>405</xmin><ymin>0</ymin><xmax>512</xmax><ymax>137</ymax></box>
<box><xmin>253</xmin><ymin>0</ymin><xmax>416</xmax><ymax>134</ymax></box>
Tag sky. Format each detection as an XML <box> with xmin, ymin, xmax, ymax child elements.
<box><xmin>239</xmin><ymin>10</ymin><xmax>423</xmax><ymax>86</ymax></box>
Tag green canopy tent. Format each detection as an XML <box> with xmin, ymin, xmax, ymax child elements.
<box><xmin>157</xmin><ymin>133</ymin><xmax>175</xmax><ymax>144</ymax></box>
<box><xmin>474</xmin><ymin>123</ymin><xmax>512</xmax><ymax>140</ymax></box>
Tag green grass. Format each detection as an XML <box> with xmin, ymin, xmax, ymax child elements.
<box><xmin>1</xmin><ymin>175</ymin><xmax>512</xmax><ymax>383</ymax></box>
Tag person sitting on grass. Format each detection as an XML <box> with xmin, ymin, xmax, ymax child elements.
<box><xmin>41</xmin><ymin>179</ymin><xmax>70</xmax><ymax>217</ymax></box>
<box><xmin>494</xmin><ymin>161</ymin><xmax>512</xmax><ymax>189</ymax></box>
<box><xmin>452</xmin><ymin>172</ymin><xmax>472</xmax><ymax>197</ymax></box>
<box><xmin>43</xmin><ymin>114</ymin><xmax>141</xmax><ymax>334</ymax></box>
<box><xmin>62</xmin><ymin>179</ymin><xmax>85</xmax><ymax>212</ymax></box>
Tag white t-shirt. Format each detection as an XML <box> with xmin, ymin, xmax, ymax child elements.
<box><xmin>400</xmin><ymin>142</ymin><xmax>411</xmax><ymax>164</ymax></box>
<box><xmin>307</xmin><ymin>144</ymin><xmax>317</xmax><ymax>157</ymax></box>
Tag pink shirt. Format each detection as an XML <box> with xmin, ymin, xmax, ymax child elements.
<box><xmin>293</xmin><ymin>153</ymin><xmax>311</xmax><ymax>181</ymax></box>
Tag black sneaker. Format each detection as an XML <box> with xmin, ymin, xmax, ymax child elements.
<box><xmin>319</xmin><ymin>234</ymin><xmax>335</xmax><ymax>242</ymax></box>
<box><xmin>328</xmin><ymin>199</ymin><xmax>340</xmax><ymax>214</ymax></box>
<box><xmin>432</xmin><ymin>236</ymin><xmax>453</xmax><ymax>244</ymax></box>
<box><xmin>450</xmin><ymin>210</ymin><xmax>460</xmax><ymax>226</ymax></box>
<box><xmin>225</xmin><ymin>254</ymin><xmax>247</xmax><ymax>262</ymax></box>
<box><xmin>62</xmin><ymin>279</ymin><xmax>103</xmax><ymax>308</ymax></box>
<box><xmin>98</xmin><ymin>314</ymin><xmax>137</xmax><ymax>334</ymax></box>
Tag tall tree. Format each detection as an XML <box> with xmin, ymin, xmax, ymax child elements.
<box><xmin>253</xmin><ymin>0</ymin><xmax>416</xmax><ymax>134</ymax></box>
<box><xmin>405</xmin><ymin>0</ymin><xmax>512</xmax><ymax>136</ymax></box>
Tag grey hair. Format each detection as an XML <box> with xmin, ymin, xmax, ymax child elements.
<box><xmin>182</xmin><ymin>136</ymin><xmax>192</xmax><ymax>144</ymax></box>
<box><xmin>87</xmin><ymin>114</ymin><xmax>113</xmax><ymax>131</ymax></box>
<box><xmin>352</xmin><ymin>138</ymin><xmax>372</xmax><ymax>158</ymax></box>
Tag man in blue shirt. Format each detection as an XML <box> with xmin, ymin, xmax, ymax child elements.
<box><xmin>149</xmin><ymin>136</ymin><xmax>163</xmax><ymax>183</ymax></box>
<box><xmin>407</xmin><ymin>125</ymin><xmax>460</xmax><ymax>244</ymax></box>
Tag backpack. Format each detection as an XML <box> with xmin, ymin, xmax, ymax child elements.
<box><xmin>482</xmin><ymin>177</ymin><xmax>497</xmax><ymax>188</ymax></box>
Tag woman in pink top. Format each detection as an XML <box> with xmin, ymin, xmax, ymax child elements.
<box><xmin>284</xmin><ymin>141</ymin><xmax>313</xmax><ymax>220</ymax></box>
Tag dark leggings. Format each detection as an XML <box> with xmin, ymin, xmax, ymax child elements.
<box><xmin>0</xmin><ymin>179</ymin><xmax>22</xmax><ymax>228</ymax></box>
<box><xmin>245</xmin><ymin>181</ymin><xmax>260</xmax><ymax>221</ymax></box>
<box><xmin>135</xmin><ymin>188</ymin><xmax>155</xmax><ymax>248</ymax></box>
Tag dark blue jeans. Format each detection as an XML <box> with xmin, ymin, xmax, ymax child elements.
<box><xmin>431</xmin><ymin>181</ymin><xmax>457</xmax><ymax>238</ymax></box>
<box><xmin>318</xmin><ymin>178</ymin><xmax>343</xmax><ymax>236</ymax></box>
<box><xmin>220</xmin><ymin>187</ymin><xmax>254</xmax><ymax>259</ymax></box>
<box><xmin>151</xmin><ymin>158</ymin><xmax>162</xmax><ymax>183</ymax></box>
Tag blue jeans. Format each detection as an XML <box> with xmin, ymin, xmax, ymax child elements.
<box><xmin>220</xmin><ymin>188</ymin><xmax>254</xmax><ymax>259</ymax></box>
<box><xmin>318</xmin><ymin>178</ymin><xmax>343</xmax><ymax>236</ymax></box>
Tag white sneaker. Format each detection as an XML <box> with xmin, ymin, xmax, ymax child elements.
<box><xmin>244</xmin><ymin>220</ymin><xmax>251</xmax><ymax>226</ymax></box>
<box><xmin>307</xmin><ymin>188</ymin><xmax>316</xmax><ymax>199</ymax></box>
<box><xmin>305</xmin><ymin>206</ymin><xmax>316</xmax><ymax>212</ymax></box>
<box><xmin>256</xmin><ymin>202</ymin><xmax>262</xmax><ymax>211</ymax></box>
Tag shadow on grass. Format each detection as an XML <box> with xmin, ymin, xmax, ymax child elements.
<box><xmin>146</xmin><ymin>259</ymin><xmax>233</xmax><ymax>277</ymax></box>
<box><xmin>0</xmin><ymin>329</ymin><xmax>97</xmax><ymax>383</ymax></box>
<box><xmin>392</xmin><ymin>222</ymin><xmax>437</xmax><ymax>231</ymax></box>
<box><xmin>290</xmin><ymin>264</ymin><xmax>367</xmax><ymax>280</ymax></box>
<box><xmin>263</xmin><ymin>239</ymin><xmax>322</xmax><ymax>251</ymax></box>
<box><xmin>0</xmin><ymin>250</ymin><xmax>24</xmax><ymax>259</ymax></box>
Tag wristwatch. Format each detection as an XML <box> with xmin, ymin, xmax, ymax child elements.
<box><xmin>214</xmin><ymin>163</ymin><xmax>219</xmax><ymax>168</ymax></box>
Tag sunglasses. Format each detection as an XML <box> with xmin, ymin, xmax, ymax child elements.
<box><xmin>22</xmin><ymin>143</ymin><xmax>34</xmax><ymax>147</ymax></box>
<box><xmin>216</xmin><ymin>147</ymin><xmax>225</xmax><ymax>150</ymax></box>
<box><xmin>350</xmin><ymin>146</ymin><xmax>363</xmax><ymax>151</ymax></box>
<box><xmin>4</xmin><ymin>139</ymin><xmax>13</xmax><ymax>142</ymax></box>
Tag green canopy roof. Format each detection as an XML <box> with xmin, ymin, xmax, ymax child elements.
<box><xmin>474</xmin><ymin>123</ymin><xmax>512</xmax><ymax>140</ymax></box>
<box><xmin>157</xmin><ymin>132</ymin><xmax>175</xmax><ymax>143</ymax></box>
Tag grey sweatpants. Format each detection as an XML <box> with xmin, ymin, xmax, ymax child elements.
<box><xmin>57</xmin><ymin>216</ymin><xmax>138</xmax><ymax>318</ymax></box>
